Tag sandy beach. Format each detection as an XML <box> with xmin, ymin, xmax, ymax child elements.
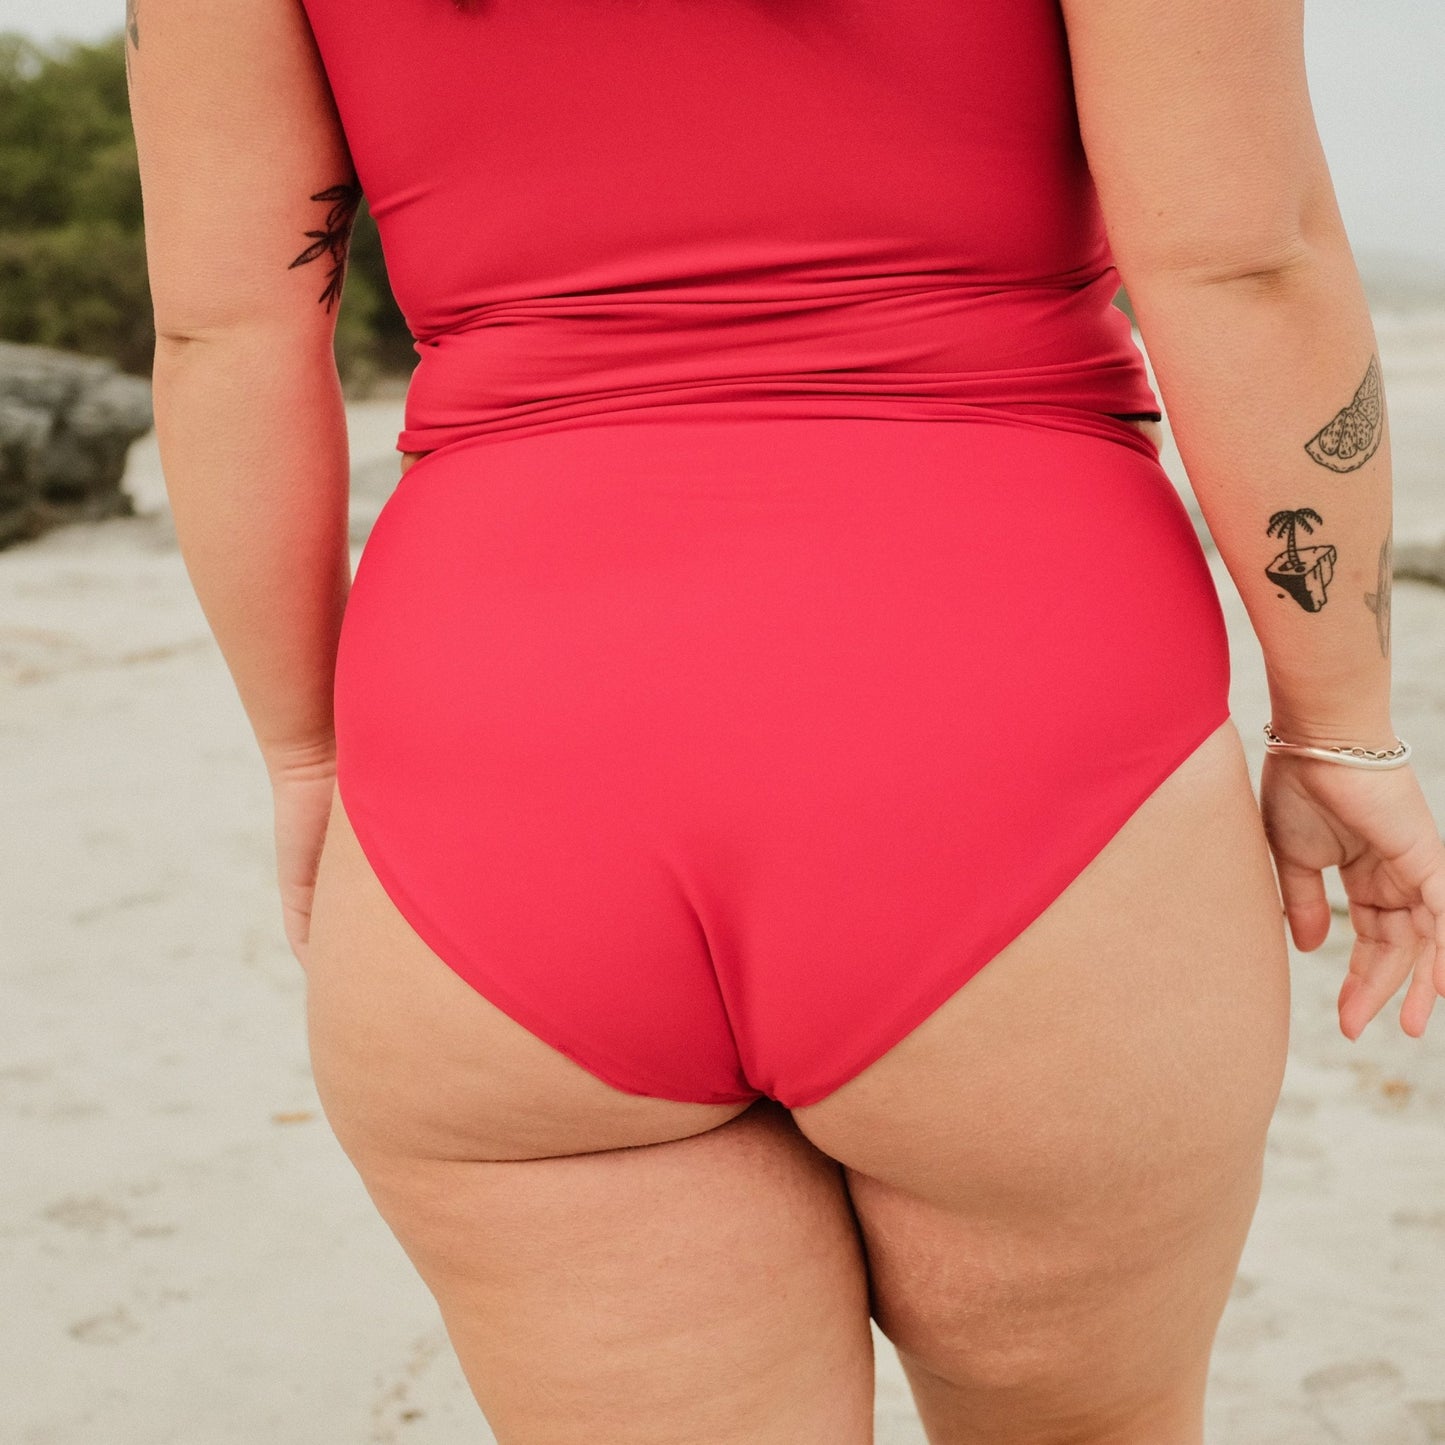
<box><xmin>4</xmin><ymin>313</ymin><xmax>1445</xmax><ymax>1442</ymax></box>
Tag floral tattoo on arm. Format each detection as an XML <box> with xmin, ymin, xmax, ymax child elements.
<box><xmin>288</xmin><ymin>179</ymin><xmax>364</xmax><ymax>311</ymax></box>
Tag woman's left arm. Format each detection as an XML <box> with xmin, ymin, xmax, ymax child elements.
<box><xmin>127</xmin><ymin>0</ymin><xmax>358</xmax><ymax>957</ymax></box>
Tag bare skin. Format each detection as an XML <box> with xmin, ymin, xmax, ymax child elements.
<box><xmin>128</xmin><ymin>0</ymin><xmax>1445</xmax><ymax>1440</ymax></box>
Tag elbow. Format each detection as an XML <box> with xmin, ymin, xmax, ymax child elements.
<box><xmin>1116</xmin><ymin>231</ymin><xmax>1322</xmax><ymax>295</ymax></box>
<box><xmin>1112</xmin><ymin>169</ymin><xmax>1352</xmax><ymax>295</ymax></box>
<box><xmin>1180</xmin><ymin>236</ymin><xmax>1317</xmax><ymax>290</ymax></box>
<box><xmin>151</xmin><ymin>317</ymin><xmax>340</xmax><ymax>373</ymax></box>
<box><xmin>154</xmin><ymin>317</ymin><xmax>331</xmax><ymax>345</ymax></box>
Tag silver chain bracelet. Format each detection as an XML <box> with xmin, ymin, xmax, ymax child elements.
<box><xmin>1262</xmin><ymin>720</ymin><xmax>1412</xmax><ymax>770</ymax></box>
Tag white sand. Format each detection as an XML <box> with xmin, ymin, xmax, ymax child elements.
<box><xmin>4</xmin><ymin>318</ymin><xmax>1445</xmax><ymax>1441</ymax></box>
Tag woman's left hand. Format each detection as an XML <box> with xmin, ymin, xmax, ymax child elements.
<box><xmin>264</xmin><ymin>739</ymin><xmax>338</xmax><ymax>971</ymax></box>
<box><xmin>1260</xmin><ymin>751</ymin><xmax>1445</xmax><ymax>1039</ymax></box>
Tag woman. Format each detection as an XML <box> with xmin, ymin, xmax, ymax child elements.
<box><xmin>127</xmin><ymin>1</ymin><xmax>1445</xmax><ymax>1440</ymax></box>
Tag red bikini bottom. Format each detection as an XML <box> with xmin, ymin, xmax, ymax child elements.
<box><xmin>333</xmin><ymin>416</ymin><xmax>1230</xmax><ymax>1109</ymax></box>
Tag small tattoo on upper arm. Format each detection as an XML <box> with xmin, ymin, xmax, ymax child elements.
<box><xmin>1303</xmin><ymin>356</ymin><xmax>1383</xmax><ymax>471</ymax></box>
<box><xmin>1364</xmin><ymin>526</ymin><xmax>1392</xmax><ymax>658</ymax></box>
<box><xmin>1267</xmin><ymin>506</ymin><xmax>1336</xmax><ymax>611</ymax></box>
<box><xmin>288</xmin><ymin>179</ymin><xmax>363</xmax><ymax>311</ymax></box>
<box><xmin>123</xmin><ymin>0</ymin><xmax>139</xmax><ymax>82</ymax></box>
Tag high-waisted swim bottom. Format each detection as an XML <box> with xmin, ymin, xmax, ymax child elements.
<box><xmin>333</xmin><ymin>416</ymin><xmax>1231</xmax><ymax>1109</ymax></box>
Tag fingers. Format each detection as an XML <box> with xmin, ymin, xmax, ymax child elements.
<box><xmin>1389</xmin><ymin>839</ymin><xmax>1445</xmax><ymax>1035</ymax></box>
<box><xmin>1414</xmin><ymin>838</ymin><xmax>1445</xmax><ymax>953</ymax></box>
<box><xmin>1275</xmin><ymin>857</ymin><xmax>1332</xmax><ymax>952</ymax></box>
<box><xmin>1399</xmin><ymin>939</ymin><xmax>1438</xmax><ymax>1039</ymax></box>
<box><xmin>282</xmin><ymin>899</ymin><xmax>309</xmax><ymax>969</ymax></box>
<box><xmin>1339</xmin><ymin>903</ymin><xmax>1429</xmax><ymax>1040</ymax></box>
<box><xmin>1426</xmin><ymin>874</ymin><xmax>1445</xmax><ymax>1020</ymax></box>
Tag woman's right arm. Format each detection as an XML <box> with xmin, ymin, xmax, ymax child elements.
<box><xmin>1059</xmin><ymin>0</ymin><xmax>1396</xmax><ymax>751</ymax></box>
<box><xmin>1061</xmin><ymin>0</ymin><xmax>1445</xmax><ymax>1040</ymax></box>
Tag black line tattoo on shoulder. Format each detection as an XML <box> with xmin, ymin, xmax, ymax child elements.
<box><xmin>123</xmin><ymin>0</ymin><xmax>138</xmax><ymax>82</ymax></box>
<box><xmin>1364</xmin><ymin>526</ymin><xmax>1392</xmax><ymax>658</ymax></box>
<box><xmin>1267</xmin><ymin>507</ymin><xmax>1336</xmax><ymax>612</ymax></box>
<box><xmin>1303</xmin><ymin>356</ymin><xmax>1383</xmax><ymax>472</ymax></box>
<box><xmin>288</xmin><ymin>179</ymin><xmax>363</xmax><ymax>311</ymax></box>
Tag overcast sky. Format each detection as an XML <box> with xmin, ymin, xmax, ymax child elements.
<box><xmin>5</xmin><ymin>0</ymin><xmax>1443</xmax><ymax>275</ymax></box>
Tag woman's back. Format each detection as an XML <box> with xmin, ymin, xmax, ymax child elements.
<box><xmin>298</xmin><ymin>0</ymin><xmax>1160</xmax><ymax>451</ymax></box>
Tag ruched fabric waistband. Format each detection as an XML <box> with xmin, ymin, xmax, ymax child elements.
<box><xmin>395</xmin><ymin>268</ymin><xmax>1161</xmax><ymax>455</ymax></box>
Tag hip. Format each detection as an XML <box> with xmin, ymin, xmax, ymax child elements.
<box><xmin>336</xmin><ymin>414</ymin><xmax>1228</xmax><ymax>816</ymax></box>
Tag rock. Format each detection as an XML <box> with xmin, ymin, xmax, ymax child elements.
<box><xmin>1267</xmin><ymin>543</ymin><xmax>1337</xmax><ymax>612</ymax></box>
<box><xmin>0</xmin><ymin>340</ymin><xmax>153</xmax><ymax>549</ymax></box>
<box><xmin>1395</xmin><ymin>537</ymin><xmax>1445</xmax><ymax>589</ymax></box>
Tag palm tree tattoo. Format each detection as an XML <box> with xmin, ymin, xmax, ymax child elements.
<box><xmin>1266</xmin><ymin>507</ymin><xmax>1336</xmax><ymax>612</ymax></box>
<box><xmin>288</xmin><ymin>180</ymin><xmax>363</xmax><ymax>311</ymax></box>
<box><xmin>1303</xmin><ymin>356</ymin><xmax>1384</xmax><ymax>472</ymax></box>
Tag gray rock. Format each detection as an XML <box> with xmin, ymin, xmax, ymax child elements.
<box><xmin>0</xmin><ymin>340</ymin><xmax>153</xmax><ymax>548</ymax></box>
<box><xmin>1395</xmin><ymin>537</ymin><xmax>1445</xmax><ymax>589</ymax></box>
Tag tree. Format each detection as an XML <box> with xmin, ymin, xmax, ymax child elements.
<box><xmin>1266</xmin><ymin>507</ymin><xmax>1323</xmax><ymax>573</ymax></box>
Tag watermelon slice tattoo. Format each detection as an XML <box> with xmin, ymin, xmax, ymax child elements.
<box><xmin>1303</xmin><ymin>356</ymin><xmax>1383</xmax><ymax>471</ymax></box>
<box><xmin>1266</xmin><ymin>507</ymin><xmax>1335</xmax><ymax>612</ymax></box>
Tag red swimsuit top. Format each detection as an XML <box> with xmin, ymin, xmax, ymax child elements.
<box><xmin>297</xmin><ymin>0</ymin><xmax>1162</xmax><ymax>457</ymax></box>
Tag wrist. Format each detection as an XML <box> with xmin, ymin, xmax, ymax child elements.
<box><xmin>1265</xmin><ymin>664</ymin><xmax>1395</xmax><ymax>751</ymax></box>
<box><xmin>1262</xmin><ymin>721</ymin><xmax>1410</xmax><ymax>769</ymax></box>
<box><xmin>1263</xmin><ymin>707</ymin><xmax>1401</xmax><ymax>754</ymax></box>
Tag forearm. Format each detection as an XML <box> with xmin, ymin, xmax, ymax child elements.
<box><xmin>151</xmin><ymin>326</ymin><xmax>351</xmax><ymax>771</ymax></box>
<box><xmin>1124</xmin><ymin>242</ymin><xmax>1396</xmax><ymax>747</ymax></box>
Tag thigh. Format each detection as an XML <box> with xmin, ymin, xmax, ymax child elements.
<box><xmin>304</xmin><ymin>784</ymin><xmax>875</xmax><ymax>1444</ymax></box>
<box><xmin>791</xmin><ymin>718</ymin><xmax>1292</xmax><ymax>1441</ymax></box>
<box><xmin>305</xmin><ymin>781</ymin><xmax>749</xmax><ymax>1164</ymax></box>
<box><xmin>355</xmin><ymin>1100</ymin><xmax>875</xmax><ymax>1445</ymax></box>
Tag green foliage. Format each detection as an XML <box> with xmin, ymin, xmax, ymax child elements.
<box><xmin>0</xmin><ymin>29</ymin><xmax>407</xmax><ymax>388</ymax></box>
<box><xmin>0</xmin><ymin>222</ymin><xmax>153</xmax><ymax>372</ymax></box>
<box><xmin>350</xmin><ymin>200</ymin><xmax>419</xmax><ymax>375</ymax></box>
<box><xmin>0</xmin><ymin>33</ymin><xmax>138</xmax><ymax>228</ymax></box>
